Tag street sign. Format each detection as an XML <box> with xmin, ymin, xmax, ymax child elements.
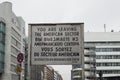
<box><xmin>15</xmin><ymin>64</ymin><xmax>21</xmax><ymax>74</ymax></box>
<box><xmin>29</xmin><ymin>23</ymin><xmax>84</xmax><ymax>65</ymax></box>
<box><xmin>17</xmin><ymin>53</ymin><xmax>24</xmax><ymax>63</ymax></box>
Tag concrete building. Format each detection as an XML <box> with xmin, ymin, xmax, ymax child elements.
<box><xmin>31</xmin><ymin>65</ymin><xmax>63</xmax><ymax>80</ymax></box>
<box><xmin>71</xmin><ymin>45</ymin><xmax>96</xmax><ymax>80</ymax></box>
<box><xmin>0</xmin><ymin>2</ymin><xmax>25</xmax><ymax>80</ymax></box>
<box><xmin>85</xmin><ymin>32</ymin><xmax>120</xmax><ymax>80</ymax></box>
<box><xmin>54</xmin><ymin>71</ymin><xmax>63</xmax><ymax>80</ymax></box>
<box><xmin>31</xmin><ymin>65</ymin><xmax>44</xmax><ymax>80</ymax></box>
<box><xmin>24</xmin><ymin>37</ymin><xmax>28</xmax><ymax>80</ymax></box>
<box><xmin>54</xmin><ymin>71</ymin><xmax>58</xmax><ymax>80</ymax></box>
<box><xmin>44</xmin><ymin>65</ymin><xmax>54</xmax><ymax>80</ymax></box>
<box><xmin>71</xmin><ymin>64</ymin><xmax>82</xmax><ymax>80</ymax></box>
<box><xmin>84</xmin><ymin>45</ymin><xmax>96</xmax><ymax>80</ymax></box>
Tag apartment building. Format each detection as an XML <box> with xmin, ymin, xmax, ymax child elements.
<box><xmin>71</xmin><ymin>64</ymin><xmax>82</xmax><ymax>80</ymax></box>
<box><xmin>85</xmin><ymin>32</ymin><xmax>120</xmax><ymax>80</ymax></box>
<box><xmin>71</xmin><ymin>45</ymin><xmax>96</xmax><ymax>80</ymax></box>
<box><xmin>31</xmin><ymin>65</ymin><xmax>63</xmax><ymax>80</ymax></box>
<box><xmin>0</xmin><ymin>2</ymin><xmax>25</xmax><ymax>80</ymax></box>
<box><xmin>31</xmin><ymin>65</ymin><xmax>44</xmax><ymax>80</ymax></box>
<box><xmin>54</xmin><ymin>71</ymin><xmax>63</xmax><ymax>80</ymax></box>
<box><xmin>84</xmin><ymin>45</ymin><xmax>96</xmax><ymax>80</ymax></box>
<box><xmin>44</xmin><ymin>65</ymin><xmax>54</xmax><ymax>80</ymax></box>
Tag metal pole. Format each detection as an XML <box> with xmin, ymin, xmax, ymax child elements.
<box><xmin>19</xmin><ymin>63</ymin><xmax>21</xmax><ymax>80</ymax></box>
<box><xmin>99</xmin><ymin>71</ymin><xmax>103</xmax><ymax>80</ymax></box>
<box><xmin>19</xmin><ymin>74</ymin><xmax>21</xmax><ymax>80</ymax></box>
<box><xmin>81</xmin><ymin>24</ymin><xmax>84</xmax><ymax>80</ymax></box>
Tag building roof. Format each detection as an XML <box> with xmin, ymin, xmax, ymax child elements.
<box><xmin>85</xmin><ymin>32</ymin><xmax>120</xmax><ymax>42</ymax></box>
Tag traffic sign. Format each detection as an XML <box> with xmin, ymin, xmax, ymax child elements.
<box><xmin>17</xmin><ymin>53</ymin><xmax>24</xmax><ymax>63</ymax></box>
<box><xmin>15</xmin><ymin>64</ymin><xmax>21</xmax><ymax>74</ymax></box>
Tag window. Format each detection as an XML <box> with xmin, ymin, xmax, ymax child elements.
<box><xmin>73</xmin><ymin>70</ymin><xmax>82</xmax><ymax>76</ymax></box>
<box><xmin>11</xmin><ymin>46</ymin><xmax>20</xmax><ymax>56</ymax></box>
<box><xmin>11</xmin><ymin>27</ymin><xmax>21</xmax><ymax>41</ymax></box>
<box><xmin>96</xmin><ymin>55</ymin><xmax>120</xmax><ymax>59</ymax></box>
<box><xmin>11</xmin><ymin>37</ymin><xmax>21</xmax><ymax>49</ymax></box>
<box><xmin>0</xmin><ymin>62</ymin><xmax>4</xmax><ymax>72</ymax></box>
<box><xmin>11</xmin><ymin>74</ymin><xmax>19</xmax><ymax>80</ymax></box>
<box><xmin>10</xmin><ymin>64</ymin><xmax>16</xmax><ymax>72</ymax></box>
<box><xmin>0</xmin><ymin>52</ymin><xmax>4</xmax><ymax>62</ymax></box>
<box><xmin>72</xmin><ymin>64</ymin><xmax>81</xmax><ymax>69</ymax></box>
<box><xmin>0</xmin><ymin>22</ymin><xmax>5</xmax><ymax>73</ymax></box>
<box><xmin>11</xmin><ymin>55</ymin><xmax>17</xmax><ymax>64</ymax></box>
<box><xmin>0</xmin><ymin>22</ymin><xmax>5</xmax><ymax>32</ymax></box>
<box><xmin>96</xmin><ymin>48</ymin><xmax>120</xmax><ymax>52</ymax></box>
<box><xmin>0</xmin><ymin>33</ymin><xmax>5</xmax><ymax>42</ymax></box>
<box><xmin>96</xmin><ymin>63</ymin><xmax>120</xmax><ymax>67</ymax></box>
<box><xmin>85</xmin><ymin>42</ymin><xmax>120</xmax><ymax>46</ymax></box>
<box><xmin>97</xmin><ymin>70</ymin><xmax>120</xmax><ymax>74</ymax></box>
<box><xmin>0</xmin><ymin>43</ymin><xmax>4</xmax><ymax>52</ymax></box>
<box><xmin>23</xmin><ymin>27</ymin><xmax>25</xmax><ymax>35</ymax></box>
<box><xmin>11</xmin><ymin>18</ymin><xmax>21</xmax><ymax>31</ymax></box>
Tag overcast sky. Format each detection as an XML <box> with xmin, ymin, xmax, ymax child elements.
<box><xmin>1</xmin><ymin>0</ymin><xmax>120</xmax><ymax>33</ymax></box>
<box><xmin>1</xmin><ymin>0</ymin><xmax>120</xmax><ymax>80</ymax></box>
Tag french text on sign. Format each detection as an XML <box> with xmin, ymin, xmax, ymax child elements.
<box><xmin>29</xmin><ymin>23</ymin><xmax>84</xmax><ymax>65</ymax></box>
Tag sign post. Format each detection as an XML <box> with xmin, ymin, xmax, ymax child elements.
<box><xmin>17</xmin><ymin>53</ymin><xmax>24</xmax><ymax>80</ymax></box>
<box><xmin>28</xmin><ymin>23</ymin><xmax>84</xmax><ymax>80</ymax></box>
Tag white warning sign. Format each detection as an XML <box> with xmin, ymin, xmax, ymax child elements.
<box><xmin>29</xmin><ymin>23</ymin><xmax>84</xmax><ymax>65</ymax></box>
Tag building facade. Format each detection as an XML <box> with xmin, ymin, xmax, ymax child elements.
<box><xmin>24</xmin><ymin>37</ymin><xmax>28</xmax><ymax>80</ymax></box>
<box><xmin>71</xmin><ymin>64</ymin><xmax>82</xmax><ymax>80</ymax></box>
<box><xmin>71</xmin><ymin>45</ymin><xmax>96</xmax><ymax>80</ymax></box>
<box><xmin>44</xmin><ymin>65</ymin><xmax>54</xmax><ymax>80</ymax></box>
<box><xmin>0</xmin><ymin>2</ymin><xmax>25</xmax><ymax>80</ymax></box>
<box><xmin>85</xmin><ymin>32</ymin><xmax>120</xmax><ymax>80</ymax></box>
<box><xmin>31</xmin><ymin>65</ymin><xmax>63</xmax><ymax>80</ymax></box>
<box><xmin>31</xmin><ymin>65</ymin><xmax>44</xmax><ymax>80</ymax></box>
<box><xmin>54</xmin><ymin>71</ymin><xmax>63</xmax><ymax>80</ymax></box>
<box><xmin>84</xmin><ymin>45</ymin><xmax>96</xmax><ymax>80</ymax></box>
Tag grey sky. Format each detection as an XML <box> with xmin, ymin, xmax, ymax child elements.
<box><xmin>1</xmin><ymin>0</ymin><xmax>120</xmax><ymax>33</ymax></box>
<box><xmin>1</xmin><ymin>0</ymin><xmax>120</xmax><ymax>80</ymax></box>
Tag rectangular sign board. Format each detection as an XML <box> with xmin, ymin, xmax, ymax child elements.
<box><xmin>29</xmin><ymin>23</ymin><xmax>84</xmax><ymax>65</ymax></box>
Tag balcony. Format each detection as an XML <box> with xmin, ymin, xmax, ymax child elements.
<box><xmin>85</xmin><ymin>57</ymin><xmax>95</xmax><ymax>63</ymax></box>
<box><xmin>85</xmin><ymin>71</ymin><xmax>95</xmax><ymax>77</ymax></box>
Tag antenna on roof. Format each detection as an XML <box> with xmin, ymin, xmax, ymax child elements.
<box><xmin>104</xmin><ymin>24</ymin><xmax>106</xmax><ymax>32</ymax></box>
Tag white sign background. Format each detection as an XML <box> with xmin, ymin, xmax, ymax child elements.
<box><xmin>30</xmin><ymin>23</ymin><xmax>83</xmax><ymax>65</ymax></box>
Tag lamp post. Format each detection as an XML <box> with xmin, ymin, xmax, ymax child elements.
<box><xmin>99</xmin><ymin>71</ymin><xmax>103</xmax><ymax>80</ymax></box>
